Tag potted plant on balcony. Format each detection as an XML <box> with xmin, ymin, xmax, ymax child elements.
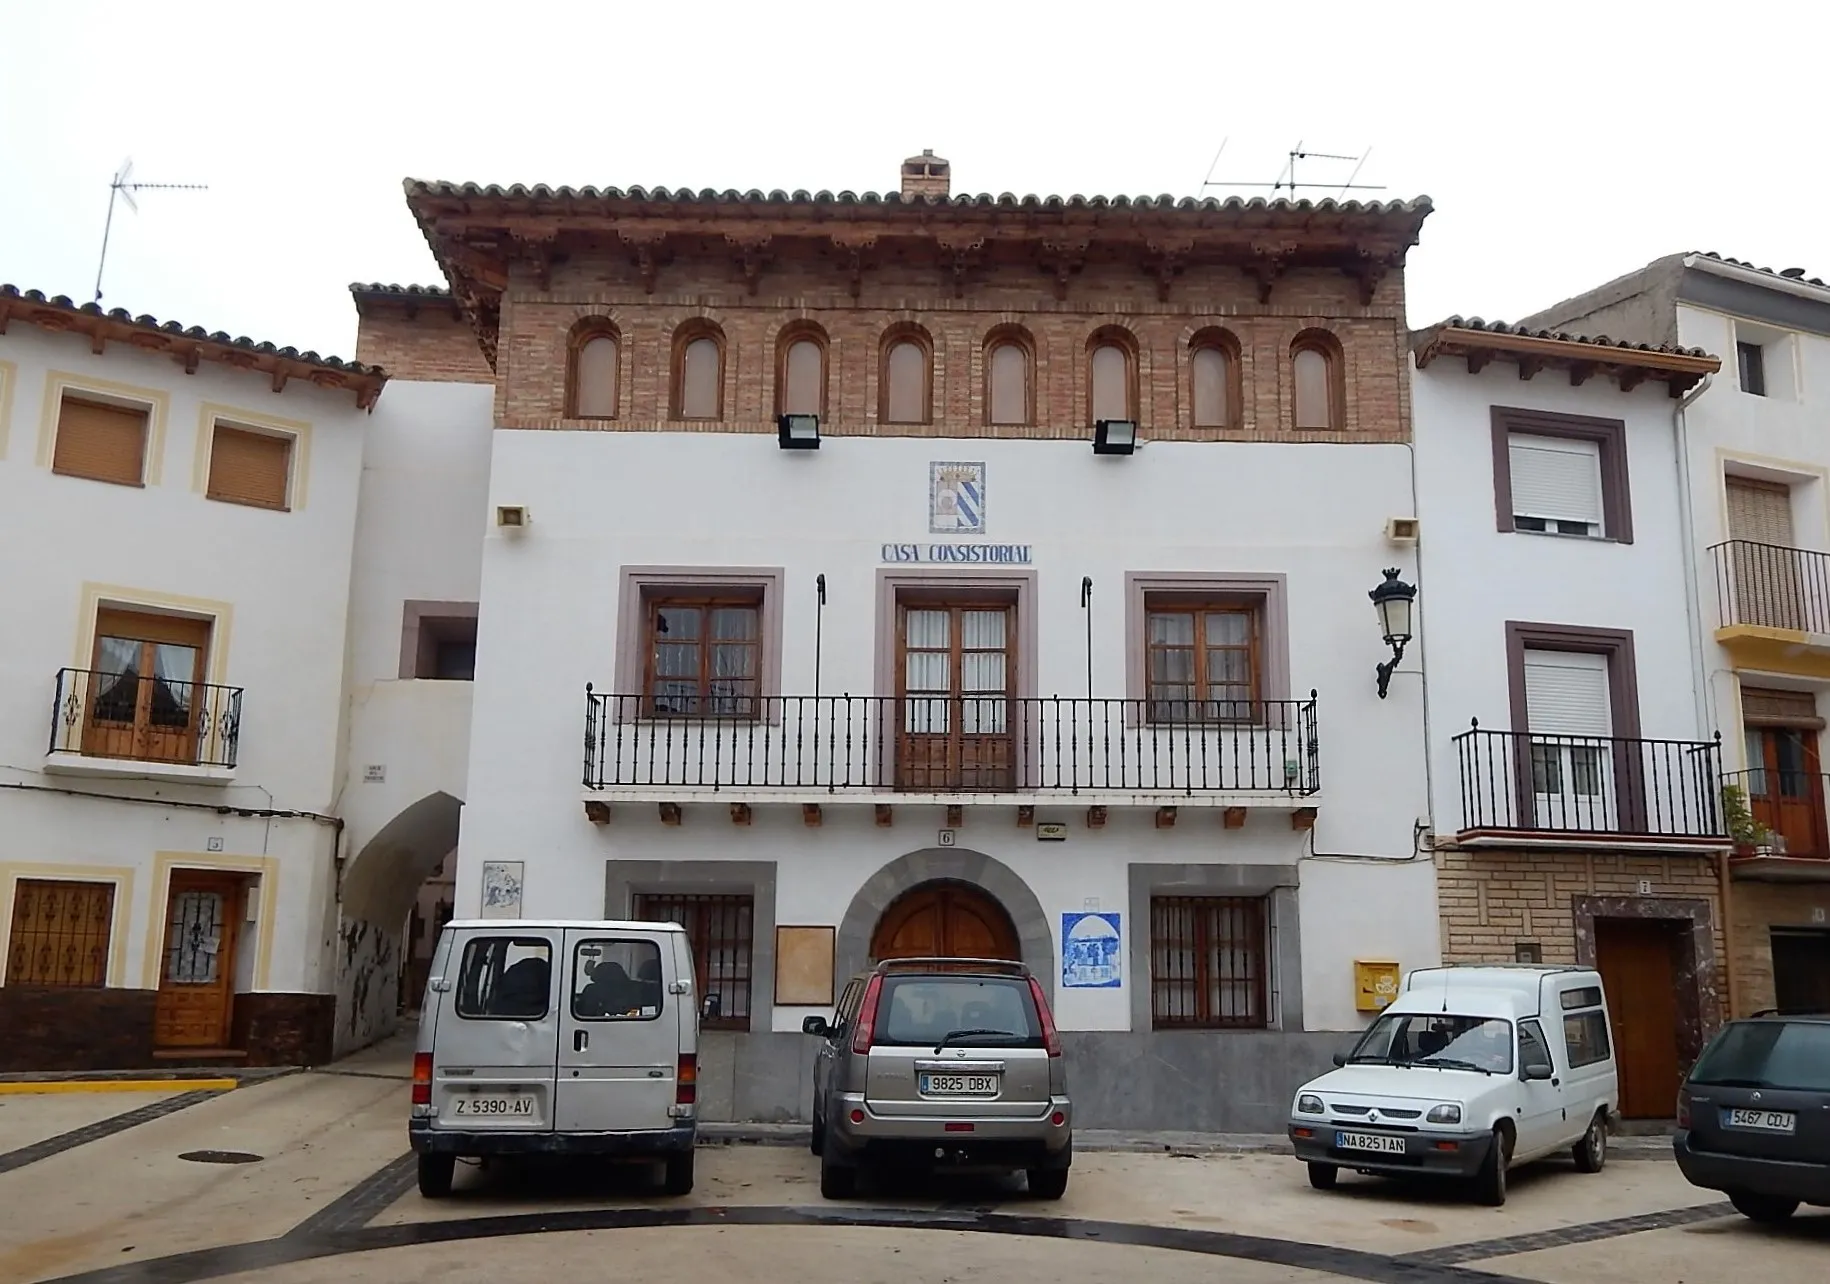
<box><xmin>1720</xmin><ymin>783</ymin><xmax>1762</xmax><ymax>857</ymax></box>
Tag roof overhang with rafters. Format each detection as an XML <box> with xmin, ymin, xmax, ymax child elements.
<box><xmin>1411</xmin><ymin>317</ymin><xmax>1720</xmax><ymax>398</ymax></box>
<box><xmin>402</xmin><ymin>179</ymin><xmax>1435</xmax><ymax>368</ymax></box>
<box><xmin>0</xmin><ymin>285</ymin><xmax>388</xmax><ymax>409</ymax></box>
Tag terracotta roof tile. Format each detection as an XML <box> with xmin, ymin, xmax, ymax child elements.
<box><xmin>1693</xmin><ymin>251</ymin><xmax>1828</xmax><ymax>290</ymax></box>
<box><xmin>348</xmin><ymin>282</ymin><xmax>453</xmax><ymax>300</ymax></box>
<box><xmin>1416</xmin><ymin>314</ymin><xmax>1713</xmax><ymax>359</ymax></box>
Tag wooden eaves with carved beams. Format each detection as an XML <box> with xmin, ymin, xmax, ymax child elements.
<box><xmin>1411</xmin><ymin>319</ymin><xmax>1720</xmax><ymax>398</ymax></box>
<box><xmin>1</xmin><ymin>284</ymin><xmax>389</xmax><ymax>408</ymax></box>
<box><xmin>401</xmin><ymin>179</ymin><xmax>1435</xmax><ymax>370</ymax></box>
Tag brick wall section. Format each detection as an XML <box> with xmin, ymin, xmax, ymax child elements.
<box><xmin>1729</xmin><ymin>880</ymin><xmax>1830</xmax><ymax>1015</ymax></box>
<box><xmin>1434</xmin><ymin>847</ymin><xmax>1725</xmax><ymax>968</ymax></box>
<box><xmin>354</xmin><ymin>304</ymin><xmax>494</xmax><ymax>384</ymax></box>
<box><xmin>485</xmin><ymin>251</ymin><xmax>1412</xmax><ymax>443</ymax></box>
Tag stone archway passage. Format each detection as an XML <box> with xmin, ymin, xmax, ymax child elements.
<box><xmin>870</xmin><ymin>881</ymin><xmax>1021</xmax><ymax>962</ymax></box>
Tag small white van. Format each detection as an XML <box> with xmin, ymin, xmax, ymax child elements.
<box><xmin>409</xmin><ymin>919</ymin><xmax>702</xmax><ymax>1198</ymax></box>
<box><xmin>1287</xmin><ymin>964</ymin><xmax>1619</xmax><ymax>1205</ymax></box>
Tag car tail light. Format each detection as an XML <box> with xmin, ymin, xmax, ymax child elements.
<box><xmin>1676</xmin><ymin>1089</ymin><xmax>1690</xmax><ymax>1129</ymax></box>
<box><xmin>411</xmin><ymin>1052</ymin><xmax>432</xmax><ymax>1106</ymax></box>
<box><xmin>676</xmin><ymin>1054</ymin><xmax>697</xmax><ymax>1106</ymax></box>
<box><xmin>1028</xmin><ymin>976</ymin><xmax>1062</xmax><ymax>1058</ymax></box>
<box><xmin>851</xmin><ymin>974</ymin><xmax>884</xmax><ymax>1054</ymax></box>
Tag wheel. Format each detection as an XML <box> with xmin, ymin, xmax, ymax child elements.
<box><xmin>810</xmin><ymin>1105</ymin><xmax>824</xmax><ymax>1157</ymax></box>
<box><xmin>1573</xmin><ymin>1113</ymin><xmax>1608</xmax><ymax>1173</ymax></box>
<box><xmin>1307</xmin><ymin>1162</ymin><xmax>1339</xmax><ymax>1191</ymax></box>
<box><xmin>1728</xmin><ymin>1190</ymin><xmax>1799</xmax><ymax>1223</ymax></box>
<box><xmin>416</xmin><ymin>1153</ymin><xmax>455</xmax><ymax>1199</ymax></box>
<box><xmin>1027</xmin><ymin>1166</ymin><xmax>1069</xmax><ymax>1200</ymax></box>
<box><xmin>1474</xmin><ymin>1128</ymin><xmax>1511</xmax><ymax>1206</ymax></box>
<box><xmin>819</xmin><ymin>1146</ymin><xmax>858</xmax><ymax>1200</ymax></box>
<box><xmin>661</xmin><ymin>1149</ymin><xmax>695</xmax><ymax>1197</ymax></box>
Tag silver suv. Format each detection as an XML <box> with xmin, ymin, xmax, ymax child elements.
<box><xmin>801</xmin><ymin>958</ymin><xmax>1072</xmax><ymax>1200</ymax></box>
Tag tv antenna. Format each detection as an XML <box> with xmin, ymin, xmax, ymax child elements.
<box><xmin>93</xmin><ymin>158</ymin><xmax>209</xmax><ymax>303</ymax></box>
<box><xmin>1202</xmin><ymin>141</ymin><xmax>1384</xmax><ymax>199</ymax></box>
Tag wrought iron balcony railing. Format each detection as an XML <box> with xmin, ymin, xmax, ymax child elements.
<box><xmin>583</xmin><ymin>690</ymin><xmax>1320</xmax><ymax>796</ymax></box>
<box><xmin>1454</xmin><ymin>723</ymin><xmax>1724</xmax><ymax>840</ymax></box>
<box><xmin>50</xmin><ymin>668</ymin><xmax>242</xmax><ymax>769</ymax></box>
<box><xmin>1711</xmin><ymin>539</ymin><xmax>1830</xmax><ymax>634</ymax></box>
<box><xmin>1719</xmin><ymin>768</ymin><xmax>1830</xmax><ymax>860</ymax></box>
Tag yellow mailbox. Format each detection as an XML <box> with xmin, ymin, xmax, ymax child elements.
<box><xmin>1354</xmin><ymin>960</ymin><xmax>1401</xmax><ymax>1013</ymax></box>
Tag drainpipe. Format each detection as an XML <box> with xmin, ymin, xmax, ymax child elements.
<box><xmin>1674</xmin><ymin>371</ymin><xmax>1735</xmax><ymax>1016</ymax></box>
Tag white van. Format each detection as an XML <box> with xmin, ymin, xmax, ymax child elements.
<box><xmin>409</xmin><ymin>919</ymin><xmax>702</xmax><ymax>1198</ymax></box>
<box><xmin>1287</xmin><ymin>964</ymin><xmax>1619</xmax><ymax>1205</ymax></box>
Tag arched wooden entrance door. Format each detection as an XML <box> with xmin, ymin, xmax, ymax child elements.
<box><xmin>869</xmin><ymin>881</ymin><xmax>1020</xmax><ymax>962</ymax></box>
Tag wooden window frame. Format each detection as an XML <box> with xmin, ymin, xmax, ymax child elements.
<box><xmin>982</xmin><ymin>326</ymin><xmax>1036</xmax><ymax>427</ymax></box>
<box><xmin>774</xmin><ymin>322</ymin><xmax>829</xmax><ymax>420</ymax></box>
<box><xmin>205</xmin><ymin>419</ymin><xmax>295</xmax><ymax>511</ymax></box>
<box><xmin>1189</xmin><ymin>327</ymin><xmax>1243</xmax><ymax>429</ymax></box>
<box><xmin>642</xmin><ymin>594</ymin><xmax>766</xmax><ymax>720</ymax></box>
<box><xmin>1125</xmin><ymin>573</ymin><xmax>1290</xmax><ymax>727</ymax></box>
<box><xmin>615</xmin><ymin>567</ymin><xmax>785</xmax><ymax>724</ymax></box>
<box><xmin>1148</xmin><ymin>894</ymin><xmax>1270</xmax><ymax>1030</ymax></box>
<box><xmin>37</xmin><ymin>371</ymin><xmax>170</xmax><ymax>486</ymax></box>
<box><xmin>1086</xmin><ymin>326</ymin><xmax>1140</xmax><ymax>427</ymax></box>
<box><xmin>670</xmin><ymin>320</ymin><xmax>727</xmax><ymax>421</ymax></box>
<box><xmin>566</xmin><ymin>319</ymin><xmax>622</xmax><ymax>420</ymax></box>
<box><xmin>1490</xmin><ymin>406</ymin><xmax>1633</xmax><ymax>544</ymax></box>
<box><xmin>878</xmin><ymin>323</ymin><xmax>934</xmax><ymax>426</ymax></box>
<box><xmin>632</xmin><ymin>892</ymin><xmax>755</xmax><ymax>1031</ymax></box>
<box><xmin>1289</xmin><ymin>329</ymin><xmax>1345</xmax><ymax>432</ymax></box>
<box><xmin>5</xmin><ymin>877</ymin><xmax>117</xmax><ymax>988</ymax></box>
<box><xmin>1141</xmin><ymin>599</ymin><xmax>1262</xmax><ymax>724</ymax></box>
<box><xmin>52</xmin><ymin>392</ymin><xmax>153</xmax><ymax>487</ymax></box>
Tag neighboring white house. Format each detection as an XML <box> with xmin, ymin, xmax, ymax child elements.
<box><xmin>1409</xmin><ymin>316</ymin><xmax>1729</xmax><ymax>1119</ymax></box>
<box><xmin>1524</xmin><ymin>254</ymin><xmax>1830</xmax><ymax>1021</ymax></box>
<box><xmin>0</xmin><ymin>286</ymin><xmax>385</xmax><ymax>1068</ymax></box>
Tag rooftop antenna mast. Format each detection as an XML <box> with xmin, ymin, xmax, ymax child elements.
<box><xmin>93</xmin><ymin>158</ymin><xmax>209</xmax><ymax>303</ymax></box>
<box><xmin>1202</xmin><ymin>141</ymin><xmax>1385</xmax><ymax>197</ymax></box>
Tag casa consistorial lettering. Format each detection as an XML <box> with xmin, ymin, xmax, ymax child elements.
<box><xmin>881</xmin><ymin>543</ymin><xmax>1034</xmax><ymax>564</ymax></box>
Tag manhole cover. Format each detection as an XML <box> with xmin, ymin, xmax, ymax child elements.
<box><xmin>178</xmin><ymin>1150</ymin><xmax>263</xmax><ymax>1164</ymax></box>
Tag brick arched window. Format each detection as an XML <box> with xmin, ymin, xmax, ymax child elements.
<box><xmin>775</xmin><ymin>323</ymin><xmax>828</xmax><ymax>419</ymax></box>
<box><xmin>1189</xmin><ymin>327</ymin><xmax>1242</xmax><ymax>429</ymax></box>
<box><xmin>880</xmin><ymin>324</ymin><xmax>933</xmax><ymax>425</ymax></box>
<box><xmin>672</xmin><ymin>321</ymin><xmax>726</xmax><ymax>421</ymax></box>
<box><xmin>1088</xmin><ymin>326</ymin><xmax>1139</xmax><ymax>425</ymax></box>
<box><xmin>1290</xmin><ymin>329</ymin><xmax>1344</xmax><ymax>431</ymax></box>
<box><xmin>567</xmin><ymin>321</ymin><xmax>620</xmax><ymax>419</ymax></box>
<box><xmin>984</xmin><ymin>326</ymin><xmax>1034</xmax><ymax>427</ymax></box>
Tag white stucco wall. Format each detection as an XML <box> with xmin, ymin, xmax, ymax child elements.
<box><xmin>1410</xmin><ymin>358</ymin><xmax>1707</xmax><ymax>839</ymax></box>
<box><xmin>458</xmin><ymin>429</ymin><xmax>1439</xmax><ymax>1033</ymax></box>
<box><xmin>0</xmin><ymin>324</ymin><xmax>372</xmax><ymax>994</ymax></box>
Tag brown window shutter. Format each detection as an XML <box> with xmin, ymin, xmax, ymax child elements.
<box><xmin>1741</xmin><ymin>685</ymin><xmax>1825</xmax><ymax>729</ymax></box>
<box><xmin>207</xmin><ymin>424</ymin><xmax>292</xmax><ymax>509</ymax></box>
<box><xmin>53</xmin><ymin>397</ymin><xmax>149</xmax><ymax>485</ymax></box>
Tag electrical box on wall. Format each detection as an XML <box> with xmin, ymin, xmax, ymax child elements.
<box><xmin>1384</xmin><ymin>516</ymin><xmax>1420</xmax><ymax>544</ymax></box>
<box><xmin>1354</xmin><ymin>959</ymin><xmax>1401</xmax><ymax>1012</ymax></box>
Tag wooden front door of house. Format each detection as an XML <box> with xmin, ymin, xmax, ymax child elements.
<box><xmin>870</xmin><ymin>883</ymin><xmax>1020</xmax><ymax>962</ymax></box>
<box><xmin>153</xmin><ymin>873</ymin><xmax>243</xmax><ymax>1050</ymax></box>
<box><xmin>1772</xmin><ymin>930</ymin><xmax>1830</xmax><ymax>1014</ymax></box>
<box><xmin>897</xmin><ymin>603</ymin><xmax>1015</xmax><ymax>791</ymax></box>
<box><xmin>83</xmin><ymin>609</ymin><xmax>211</xmax><ymax>764</ymax></box>
<box><xmin>1595</xmin><ymin>918</ymin><xmax>1684</xmax><ymax>1119</ymax></box>
<box><xmin>1746</xmin><ymin>725</ymin><xmax>1828</xmax><ymax>858</ymax></box>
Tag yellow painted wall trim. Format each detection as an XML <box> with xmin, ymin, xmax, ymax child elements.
<box><xmin>0</xmin><ymin>863</ymin><xmax>138</xmax><ymax>988</ymax></box>
<box><xmin>191</xmin><ymin>401</ymin><xmax>314</xmax><ymax>511</ymax></box>
<box><xmin>72</xmin><ymin>582</ymin><xmax>235</xmax><ymax>687</ymax></box>
<box><xmin>0</xmin><ymin>358</ymin><xmax>17</xmax><ymax>459</ymax></box>
<box><xmin>143</xmin><ymin>852</ymin><xmax>280</xmax><ymax>991</ymax></box>
<box><xmin>34</xmin><ymin>369</ymin><xmax>173</xmax><ymax>485</ymax></box>
<box><xmin>1716</xmin><ymin>627</ymin><xmax>1830</xmax><ymax>680</ymax></box>
<box><xmin>0</xmin><ymin>1078</ymin><xmax>236</xmax><ymax>1095</ymax></box>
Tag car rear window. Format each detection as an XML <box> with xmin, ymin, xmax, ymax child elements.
<box><xmin>572</xmin><ymin>939</ymin><xmax>663</xmax><ymax>1021</ymax></box>
<box><xmin>455</xmin><ymin>937</ymin><xmax>552</xmax><ymax>1019</ymax></box>
<box><xmin>875</xmin><ymin>976</ymin><xmax>1042</xmax><ymax>1048</ymax></box>
<box><xmin>1690</xmin><ymin>1021</ymin><xmax>1830</xmax><ymax>1092</ymax></box>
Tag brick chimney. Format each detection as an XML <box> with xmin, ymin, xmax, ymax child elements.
<box><xmin>899</xmin><ymin>149</ymin><xmax>950</xmax><ymax>200</ymax></box>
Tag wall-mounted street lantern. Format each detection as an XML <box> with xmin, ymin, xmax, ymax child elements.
<box><xmin>1369</xmin><ymin>567</ymin><xmax>1416</xmax><ymax>700</ymax></box>
<box><xmin>1092</xmin><ymin>419</ymin><xmax>1137</xmax><ymax>455</ymax></box>
<box><xmin>778</xmin><ymin>413</ymin><xmax>820</xmax><ymax>449</ymax></box>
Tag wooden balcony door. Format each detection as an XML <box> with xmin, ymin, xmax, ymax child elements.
<box><xmin>154</xmin><ymin>872</ymin><xmax>244</xmax><ymax>1051</ymax></box>
<box><xmin>1745</xmin><ymin>725</ymin><xmax>1827</xmax><ymax>858</ymax></box>
<box><xmin>82</xmin><ymin>609</ymin><xmax>210</xmax><ymax>764</ymax></box>
<box><xmin>897</xmin><ymin>602</ymin><xmax>1014</xmax><ymax>791</ymax></box>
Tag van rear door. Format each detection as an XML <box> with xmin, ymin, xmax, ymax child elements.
<box><xmin>555</xmin><ymin>929</ymin><xmax>679</xmax><ymax>1133</ymax></box>
<box><xmin>429</xmin><ymin>929</ymin><xmax>560</xmax><ymax>1134</ymax></box>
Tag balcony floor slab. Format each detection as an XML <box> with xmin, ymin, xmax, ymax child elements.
<box><xmin>43</xmin><ymin>752</ymin><xmax>237</xmax><ymax>786</ymax></box>
<box><xmin>583</xmin><ymin>787</ymin><xmax>1317</xmax><ymax>811</ymax></box>
<box><xmin>1451</xmin><ymin>829</ymin><xmax>1729</xmax><ymax>855</ymax></box>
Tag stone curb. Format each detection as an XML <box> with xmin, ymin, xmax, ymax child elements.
<box><xmin>0</xmin><ymin>1065</ymin><xmax>300</xmax><ymax>1086</ymax></box>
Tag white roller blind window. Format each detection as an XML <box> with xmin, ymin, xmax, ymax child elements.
<box><xmin>1523</xmin><ymin>650</ymin><xmax>1612</xmax><ymax>737</ymax></box>
<box><xmin>1510</xmin><ymin>434</ymin><xmax>1603</xmax><ymax>531</ymax></box>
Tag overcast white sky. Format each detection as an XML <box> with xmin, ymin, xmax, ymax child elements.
<box><xmin>4</xmin><ymin>2</ymin><xmax>1825</xmax><ymax>361</ymax></box>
